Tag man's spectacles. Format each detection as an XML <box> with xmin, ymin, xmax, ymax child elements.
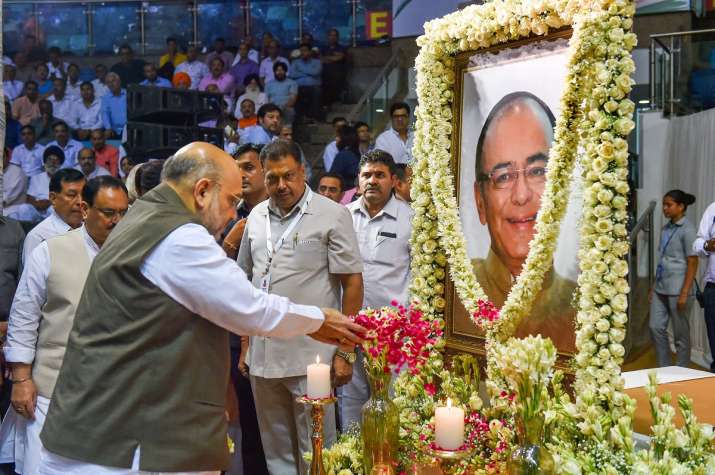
<box><xmin>96</xmin><ymin>208</ymin><xmax>128</xmax><ymax>219</ymax></box>
<box><xmin>478</xmin><ymin>165</ymin><xmax>547</xmax><ymax>190</ymax></box>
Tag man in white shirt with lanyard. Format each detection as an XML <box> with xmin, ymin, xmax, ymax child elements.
<box><xmin>238</xmin><ymin>139</ymin><xmax>364</xmax><ymax>474</ymax></box>
<box><xmin>693</xmin><ymin>202</ymin><xmax>715</xmax><ymax>372</ymax></box>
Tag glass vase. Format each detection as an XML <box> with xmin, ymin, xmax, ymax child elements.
<box><xmin>361</xmin><ymin>370</ymin><xmax>399</xmax><ymax>475</ymax></box>
<box><xmin>507</xmin><ymin>413</ymin><xmax>555</xmax><ymax>475</ymax></box>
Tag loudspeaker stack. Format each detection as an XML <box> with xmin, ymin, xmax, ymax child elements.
<box><xmin>126</xmin><ymin>85</ymin><xmax>225</xmax><ymax>159</ymax></box>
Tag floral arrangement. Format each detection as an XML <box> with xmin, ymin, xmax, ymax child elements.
<box><xmin>310</xmin><ymin>0</ymin><xmax>715</xmax><ymax>473</ymax></box>
<box><xmin>353</xmin><ymin>302</ymin><xmax>442</xmax><ymax>377</ymax></box>
<box><xmin>632</xmin><ymin>372</ymin><xmax>715</xmax><ymax>474</ymax></box>
<box><xmin>491</xmin><ymin>336</ymin><xmax>557</xmax><ymax>424</ymax></box>
<box><xmin>393</xmin><ymin>354</ymin><xmax>514</xmax><ymax>473</ymax></box>
<box><xmin>304</xmin><ymin>425</ymin><xmax>364</xmax><ymax>475</ymax></box>
<box><xmin>396</xmin><ymin>0</ymin><xmax>641</xmax><ymax>465</ymax></box>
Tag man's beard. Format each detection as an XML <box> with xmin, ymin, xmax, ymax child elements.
<box><xmin>200</xmin><ymin>189</ymin><xmax>225</xmax><ymax>236</ymax></box>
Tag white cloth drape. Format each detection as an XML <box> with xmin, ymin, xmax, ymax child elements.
<box><xmin>664</xmin><ymin>107</ymin><xmax>715</xmax><ymax>369</ymax></box>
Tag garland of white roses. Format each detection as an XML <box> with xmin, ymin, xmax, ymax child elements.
<box><xmin>414</xmin><ymin>1</ymin><xmax>582</xmax><ymax>345</ymax></box>
<box><xmin>394</xmin><ymin>0</ymin><xmax>639</xmax><ymax>464</ymax></box>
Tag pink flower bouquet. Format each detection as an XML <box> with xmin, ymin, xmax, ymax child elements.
<box><xmin>353</xmin><ymin>301</ymin><xmax>442</xmax><ymax>378</ymax></box>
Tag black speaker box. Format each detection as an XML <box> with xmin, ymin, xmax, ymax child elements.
<box><xmin>127</xmin><ymin>85</ymin><xmax>223</xmax><ymax>125</ymax></box>
<box><xmin>127</xmin><ymin>122</ymin><xmax>224</xmax><ymax>154</ymax></box>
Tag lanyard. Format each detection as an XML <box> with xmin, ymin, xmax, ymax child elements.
<box><xmin>264</xmin><ymin>188</ymin><xmax>313</xmax><ymax>274</ymax></box>
<box><xmin>660</xmin><ymin>224</ymin><xmax>680</xmax><ymax>255</ymax></box>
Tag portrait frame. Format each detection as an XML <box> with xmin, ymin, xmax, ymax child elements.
<box><xmin>400</xmin><ymin>0</ymin><xmax>637</xmax><ymax>424</ymax></box>
<box><xmin>443</xmin><ymin>28</ymin><xmax>578</xmax><ymax>367</ymax></box>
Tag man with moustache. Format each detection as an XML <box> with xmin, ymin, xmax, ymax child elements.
<box><xmin>22</xmin><ymin>169</ymin><xmax>86</xmax><ymax>264</ymax></box>
<box><xmin>37</xmin><ymin>142</ymin><xmax>362</xmax><ymax>475</ymax></box>
<box><xmin>1</xmin><ymin>177</ymin><xmax>129</xmax><ymax>474</ymax></box>
<box><xmin>237</xmin><ymin>140</ymin><xmax>363</xmax><ymax>474</ymax></box>
<box><xmin>472</xmin><ymin>92</ymin><xmax>576</xmax><ymax>352</ymax></box>
<box><xmin>342</xmin><ymin>150</ymin><xmax>413</xmax><ymax>427</ymax></box>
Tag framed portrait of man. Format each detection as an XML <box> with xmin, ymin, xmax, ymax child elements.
<box><xmin>445</xmin><ymin>30</ymin><xmax>583</xmax><ymax>360</ymax></box>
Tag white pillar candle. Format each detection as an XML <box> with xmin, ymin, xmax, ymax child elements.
<box><xmin>307</xmin><ymin>354</ymin><xmax>331</xmax><ymax>399</ymax></box>
<box><xmin>434</xmin><ymin>398</ymin><xmax>464</xmax><ymax>450</ymax></box>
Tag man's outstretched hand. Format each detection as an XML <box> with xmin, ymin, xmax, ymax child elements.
<box><xmin>309</xmin><ymin>308</ymin><xmax>365</xmax><ymax>351</ymax></box>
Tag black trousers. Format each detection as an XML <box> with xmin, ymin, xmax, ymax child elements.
<box><xmin>703</xmin><ymin>284</ymin><xmax>715</xmax><ymax>371</ymax></box>
<box><xmin>230</xmin><ymin>342</ymin><xmax>269</xmax><ymax>475</ymax></box>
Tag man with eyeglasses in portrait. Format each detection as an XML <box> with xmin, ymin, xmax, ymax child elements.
<box><xmin>1</xmin><ymin>176</ymin><xmax>129</xmax><ymax>474</ymax></box>
<box><xmin>472</xmin><ymin>92</ymin><xmax>576</xmax><ymax>353</ymax></box>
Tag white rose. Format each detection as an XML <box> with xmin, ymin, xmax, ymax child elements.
<box><xmin>603</xmin><ymin>100</ymin><xmax>619</xmax><ymax>113</ymax></box>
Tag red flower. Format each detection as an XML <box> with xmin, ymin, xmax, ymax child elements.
<box><xmin>352</xmin><ymin>303</ymin><xmax>441</xmax><ymax>375</ymax></box>
<box><xmin>470</xmin><ymin>299</ymin><xmax>500</xmax><ymax>328</ymax></box>
<box><xmin>424</xmin><ymin>383</ymin><xmax>437</xmax><ymax>396</ymax></box>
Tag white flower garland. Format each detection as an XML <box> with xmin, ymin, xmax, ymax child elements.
<box><xmin>397</xmin><ymin>0</ymin><xmax>640</xmax><ymax>459</ymax></box>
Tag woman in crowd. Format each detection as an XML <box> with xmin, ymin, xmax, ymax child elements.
<box><xmin>649</xmin><ymin>189</ymin><xmax>698</xmax><ymax>368</ymax></box>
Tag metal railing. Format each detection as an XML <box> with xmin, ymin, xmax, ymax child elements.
<box><xmin>346</xmin><ymin>48</ymin><xmax>407</xmax><ymax>130</ymax></box>
<box><xmin>649</xmin><ymin>29</ymin><xmax>715</xmax><ymax>115</ymax></box>
<box><xmin>626</xmin><ymin>200</ymin><xmax>657</xmax><ymax>355</ymax></box>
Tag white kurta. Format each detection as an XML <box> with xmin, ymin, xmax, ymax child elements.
<box><xmin>22</xmin><ymin>212</ymin><xmax>72</xmax><ymax>265</ymax></box>
<box><xmin>0</xmin><ymin>226</ymin><xmax>100</xmax><ymax>475</ymax></box>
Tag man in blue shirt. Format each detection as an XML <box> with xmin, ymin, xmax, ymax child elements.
<box><xmin>290</xmin><ymin>44</ymin><xmax>322</xmax><ymax>123</ymax></box>
<box><xmin>101</xmin><ymin>72</ymin><xmax>127</xmax><ymax>139</ymax></box>
<box><xmin>265</xmin><ymin>62</ymin><xmax>298</xmax><ymax>126</ymax></box>
<box><xmin>140</xmin><ymin>63</ymin><xmax>172</xmax><ymax>88</ymax></box>
<box><xmin>240</xmin><ymin>103</ymin><xmax>282</xmax><ymax>145</ymax></box>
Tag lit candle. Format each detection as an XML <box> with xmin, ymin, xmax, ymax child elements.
<box><xmin>434</xmin><ymin>398</ymin><xmax>464</xmax><ymax>450</ymax></box>
<box><xmin>307</xmin><ymin>354</ymin><xmax>331</xmax><ymax>399</ymax></box>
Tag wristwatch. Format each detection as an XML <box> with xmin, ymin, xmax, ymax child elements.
<box><xmin>336</xmin><ymin>350</ymin><xmax>357</xmax><ymax>364</ymax></box>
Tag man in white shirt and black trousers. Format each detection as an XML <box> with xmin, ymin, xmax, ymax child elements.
<box><xmin>693</xmin><ymin>202</ymin><xmax>715</xmax><ymax>372</ymax></box>
<box><xmin>36</xmin><ymin>142</ymin><xmax>364</xmax><ymax>475</ymax></box>
<box><xmin>1</xmin><ymin>176</ymin><xmax>129</xmax><ymax>474</ymax></box>
<box><xmin>341</xmin><ymin>149</ymin><xmax>414</xmax><ymax>428</ymax></box>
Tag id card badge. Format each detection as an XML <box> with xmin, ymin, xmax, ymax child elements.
<box><xmin>260</xmin><ymin>273</ymin><xmax>271</xmax><ymax>293</ymax></box>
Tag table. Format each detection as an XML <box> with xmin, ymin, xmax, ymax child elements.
<box><xmin>623</xmin><ymin>366</ymin><xmax>715</xmax><ymax>435</ymax></box>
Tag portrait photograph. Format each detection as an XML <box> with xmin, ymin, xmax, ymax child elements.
<box><xmin>447</xmin><ymin>33</ymin><xmax>583</xmax><ymax>357</ymax></box>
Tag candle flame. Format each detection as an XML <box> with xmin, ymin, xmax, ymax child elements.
<box><xmin>447</xmin><ymin>398</ymin><xmax>452</xmax><ymax>408</ymax></box>
<box><xmin>316</xmin><ymin>354</ymin><xmax>320</xmax><ymax>364</ymax></box>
